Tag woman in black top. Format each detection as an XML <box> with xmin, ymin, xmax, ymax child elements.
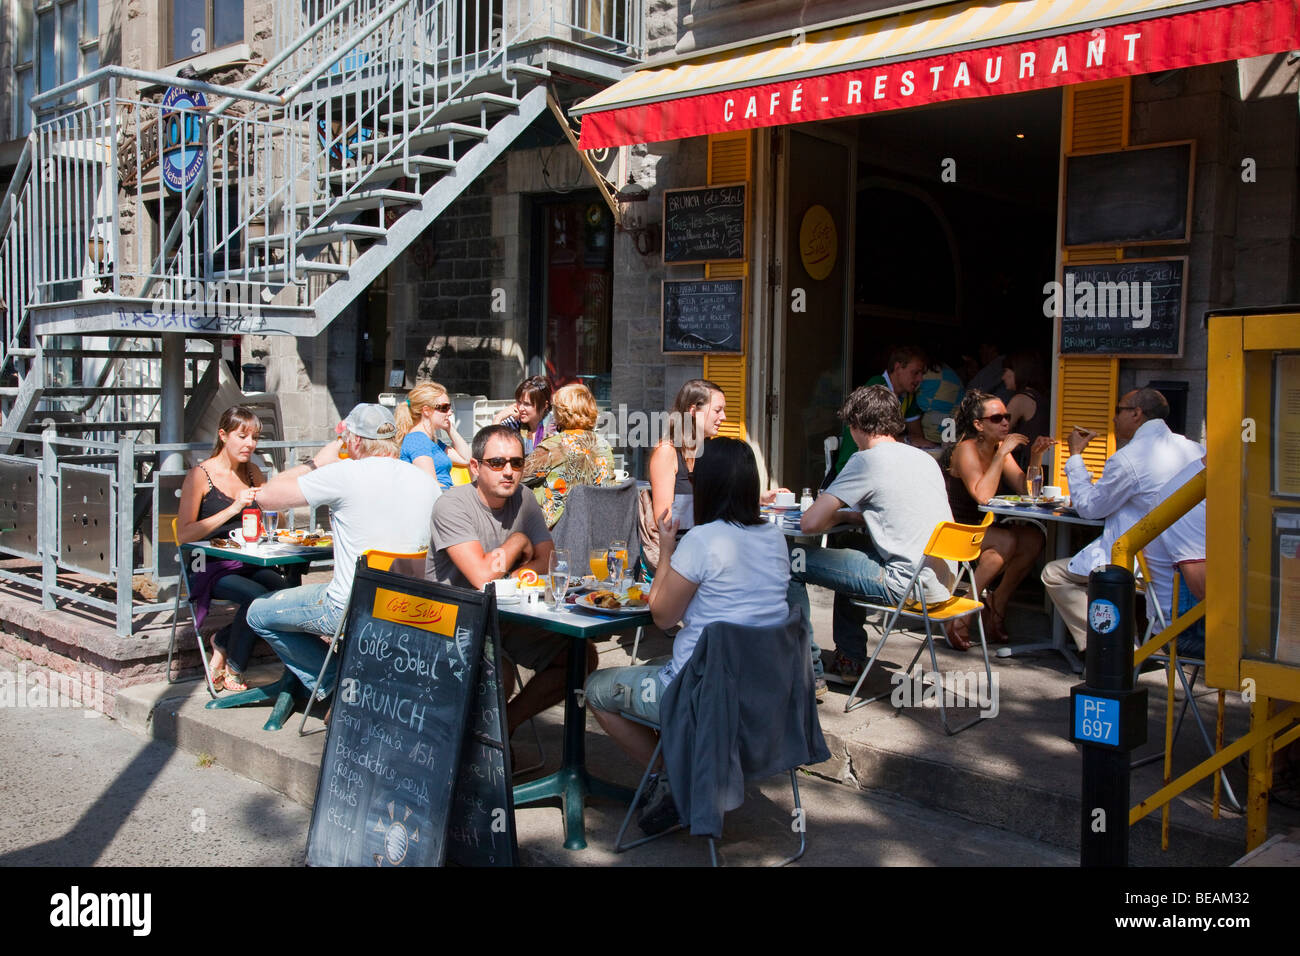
<box><xmin>176</xmin><ymin>406</ymin><xmax>288</xmax><ymax>691</ymax></box>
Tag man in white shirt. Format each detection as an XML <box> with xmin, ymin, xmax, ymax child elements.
<box><xmin>1142</xmin><ymin>457</ymin><xmax>1207</xmax><ymax>658</ymax></box>
<box><xmin>1041</xmin><ymin>388</ymin><xmax>1203</xmax><ymax>651</ymax></box>
<box><xmin>247</xmin><ymin>404</ymin><xmax>440</xmax><ymax>697</ymax></box>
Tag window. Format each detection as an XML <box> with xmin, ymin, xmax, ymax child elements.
<box><xmin>11</xmin><ymin>0</ymin><xmax>99</xmax><ymax>138</ymax></box>
<box><xmin>168</xmin><ymin>0</ymin><xmax>243</xmax><ymax>63</ymax></box>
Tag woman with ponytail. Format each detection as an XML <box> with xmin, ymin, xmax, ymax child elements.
<box><xmin>394</xmin><ymin>382</ymin><xmax>472</xmax><ymax>490</ymax></box>
<box><xmin>176</xmin><ymin>405</ymin><xmax>288</xmax><ymax>691</ymax></box>
<box><xmin>943</xmin><ymin>391</ymin><xmax>1053</xmax><ymax>648</ymax></box>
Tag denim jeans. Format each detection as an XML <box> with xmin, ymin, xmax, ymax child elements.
<box><xmin>211</xmin><ymin>567</ymin><xmax>290</xmax><ymax>674</ymax></box>
<box><xmin>245</xmin><ymin>583</ymin><xmax>345</xmax><ymax>697</ymax></box>
<box><xmin>1174</xmin><ymin>577</ymin><xmax>1206</xmax><ymax>659</ymax></box>
<box><xmin>788</xmin><ymin>538</ymin><xmax>895</xmax><ymax>665</ymax></box>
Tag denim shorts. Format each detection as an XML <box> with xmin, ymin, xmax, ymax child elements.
<box><xmin>584</xmin><ymin>657</ymin><xmax>671</xmax><ymax>723</ymax></box>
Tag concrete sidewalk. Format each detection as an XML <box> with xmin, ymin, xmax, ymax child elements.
<box><xmin>99</xmin><ymin>586</ymin><xmax>1297</xmax><ymax>866</ymax></box>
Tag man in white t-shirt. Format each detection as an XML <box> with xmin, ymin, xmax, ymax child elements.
<box><xmin>247</xmin><ymin>404</ymin><xmax>439</xmax><ymax>697</ymax></box>
<box><xmin>791</xmin><ymin>385</ymin><xmax>955</xmax><ymax>682</ymax></box>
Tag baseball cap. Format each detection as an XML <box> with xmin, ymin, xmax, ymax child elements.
<box><xmin>341</xmin><ymin>403</ymin><xmax>397</xmax><ymax>440</ymax></box>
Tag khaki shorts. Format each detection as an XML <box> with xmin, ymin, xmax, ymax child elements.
<box><xmin>500</xmin><ymin>622</ymin><xmax>569</xmax><ymax>673</ymax></box>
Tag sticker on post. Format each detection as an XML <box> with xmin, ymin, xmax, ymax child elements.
<box><xmin>1088</xmin><ymin>598</ymin><xmax>1120</xmax><ymax>635</ymax></box>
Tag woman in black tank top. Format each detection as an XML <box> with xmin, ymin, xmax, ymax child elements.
<box><xmin>944</xmin><ymin>392</ymin><xmax>1053</xmax><ymax>649</ymax></box>
<box><xmin>176</xmin><ymin>406</ymin><xmax>289</xmax><ymax>691</ymax></box>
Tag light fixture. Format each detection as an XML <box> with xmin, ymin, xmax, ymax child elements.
<box><xmin>1015</xmin><ymin>132</ymin><xmax>1025</xmax><ymax>139</ymax></box>
<box><xmin>614</xmin><ymin>175</ymin><xmax>649</xmax><ymax>203</ymax></box>
<box><xmin>86</xmin><ymin>236</ymin><xmax>113</xmax><ymax>293</ymax></box>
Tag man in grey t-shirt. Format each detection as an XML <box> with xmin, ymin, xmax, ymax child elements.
<box><xmin>791</xmin><ymin>386</ymin><xmax>955</xmax><ymax>679</ymax></box>
<box><xmin>426</xmin><ymin>425</ymin><xmax>586</xmax><ymax>736</ymax></box>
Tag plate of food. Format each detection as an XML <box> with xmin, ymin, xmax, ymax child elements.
<box><xmin>574</xmin><ymin>589</ymin><xmax>650</xmax><ymax>615</ymax></box>
<box><xmin>990</xmin><ymin>495</ymin><xmax>1037</xmax><ymax>507</ymax></box>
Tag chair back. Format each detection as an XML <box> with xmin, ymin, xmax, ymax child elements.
<box><xmin>659</xmin><ymin>604</ymin><xmax>830</xmax><ymax>837</ymax></box>
<box><xmin>923</xmin><ymin>511</ymin><xmax>994</xmax><ymax>563</ymax></box>
<box><xmin>552</xmin><ymin>479</ymin><xmax>640</xmax><ymax>570</ymax></box>
<box><xmin>363</xmin><ymin>548</ymin><xmax>428</xmax><ymax>578</ymax></box>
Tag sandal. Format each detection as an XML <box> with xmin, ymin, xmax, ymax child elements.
<box><xmin>210</xmin><ymin>666</ymin><xmax>226</xmax><ymax>693</ymax></box>
<box><xmin>222</xmin><ymin>668</ymin><xmax>249</xmax><ymax>693</ymax></box>
<box><xmin>944</xmin><ymin>618</ymin><xmax>971</xmax><ymax>652</ymax></box>
<box><xmin>981</xmin><ymin>591</ymin><xmax>1011</xmax><ymax>643</ymax></box>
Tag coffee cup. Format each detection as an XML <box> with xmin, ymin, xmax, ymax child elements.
<box><xmin>228</xmin><ymin>530</ymin><xmax>246</xmax><ymax>547</ymax></box>
<box><xmin>775</xmin><ymin>491</ymin><xmax>796</xmax><ymax>507</ymax></box>
<box><xmin>495</xmin><ymin>578</ymin><xmax>518</xmax><ymax>600</ymax></box>
<box><xmin>1042</xmin><ymin>485</ymin><xmax>1062</xmax><ymax>500</ymax></box>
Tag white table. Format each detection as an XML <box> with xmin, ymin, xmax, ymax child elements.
<box><xmin>978</xmin><ymin>501</ymin><xmax>1104</xmax><ymax>673</ymax></box>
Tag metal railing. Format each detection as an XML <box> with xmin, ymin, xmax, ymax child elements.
<box><xmin>0</xmin><ymin>426</ymin><xmax>332</xmax><ymax>636</ymax></box>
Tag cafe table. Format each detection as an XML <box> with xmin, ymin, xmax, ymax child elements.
<box><xmin>502</xmin><ymin>595</ymin><xmax>651</xmax><ymax>851</ymax></box>
<box><xmin>182</xmin><ymin>537</ymin><xmax>333</xmax><ymax>728</ymax></box>
<box><xmin>978</xmin><ymin>499</ymin><xmax>1104</xmax><ymax>673</ymax></box>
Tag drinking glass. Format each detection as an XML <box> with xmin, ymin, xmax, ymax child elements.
<box><xmin>1027</xmin><ymin>465</ymin><xmax>1044</xmax><ymax>500</ymax></box>
<box><xmin>261</xmin><ymin>509</ymin><xmax>280</xmax><ymax>543</ymax></box>
<box><xmin>608</xmin><ymin>539</ymin><xmax>628</xmax><ymax>590</ymax></box>
<box><xmin>550</xmin><ymin>549</ymin><xmax>571</xmax><ymax>610</ymax></box>
<box><xmin>588</xmin><ymin>548</ymin><xmax>608</xmax><ymax>583</ymax></box>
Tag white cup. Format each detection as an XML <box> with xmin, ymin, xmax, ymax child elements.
<box><xmin>228</xmin><ymin>530</ymin><xmax>247</xmax><ymax>548</ymax></box>
<box><xmin>495</xmin><ymin>578</ymin><xmax>518</xmax><ymax>600</ymax></box>
<box><xmin>1043</xmin><ymin>485</ymin><xmax>1063</xmax><ymax>499</ymax></box>
<box><xmin>775</xmin><ymin>491</ymin><xmax>796</xmax><ymax>507</ymax></box>
<box><xmin>613</xmin><ymin>469</ymin><xmax>629</xmax><ymax>482</ymax></box>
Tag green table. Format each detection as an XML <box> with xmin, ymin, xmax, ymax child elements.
<box><xmin>503</xmin><ymin>598</ymin><xmax>651</xmax><ymax>851</ymax></box>
<box><xmin>182</xmin><ymin>539</ymin><xmax>332</xmax><ymax>729</ymax></box>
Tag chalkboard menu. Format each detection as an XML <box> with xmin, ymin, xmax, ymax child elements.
<box><xmin>662</xmin><ymin>279</ymin><xmax>744</xmax><ymax>354</ymax></box>
<box><xmin>306</xmin><ymin>565</ymin><xmax>516</xmax><ymax>867</ymax></box>
<box><xmin>662</xmin><ymin>183</ymin><xmax>746</xmax><ymax>264</ymax></box>
<box><xmin>1058</xmin><ymin>257</ymin><xmax>1186</xmax><ymax>357</ymax></box>
<box><xmin>1064</xmin><ymin>141</ymin><xmax>1194</xmax><ymax>248</ymax></box>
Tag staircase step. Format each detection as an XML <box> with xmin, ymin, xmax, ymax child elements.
<box><xmin>50</xmin><ymin>420</ymin><xmax>160</xmax><ymax>432</ymax></box>
<box><xmin>8</xmin><ymin>348</ymin><xmax>37</xmax><ymax>358</ymax></box>
<box><xmin>40</xmin><ymin>348</ymin><xmax>216</xmax><ymax>359</ymax></box>
<box><xmin>261</xmin><ymin>223</ymin><xmax>387</xmax><ymax>249</ymax></box>
<box><xmin>364</xmin><ymin>125</ymin><xmax>490</xmax><ymax>157</ymax></box>
<box><xmin>405</xmin><ymin>91</ymin><xmax>521</xmax><ymax>125</ymax></box>
<box><xmin>417</xmin><ymin>66</ymin><xmax>549</xmax><ymax>102</ymax></box>
<box><xmin>210</xmin><ymin>258</ymin><xmax>350</xmax><ymax>283</ymax></box>
<box><xmin>41</xmin><ymin>386</ymin><xmax>193</xmax><ymax>397</ymax></box>
<box><xmin>323</xmin><ymin>153</ymin><xmax>455</xmax><ymax>189</ymax></box>
<box><xmin>329</xmin><ymin>187</ymin><xmax>423</xmax><ymax>214</ymax></box>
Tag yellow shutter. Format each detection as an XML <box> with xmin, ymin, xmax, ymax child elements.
<box><xmin>1055</xmin><ymin>79</ymin><xmax>1129</xmax><ymax>490</ymax></box>
<box><xmin>702</xmin><ymin>130</ymin><xmax>751</xmax><ymax>441</ymax></box>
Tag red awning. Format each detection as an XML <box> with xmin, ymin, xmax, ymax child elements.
<box><xmin>575</xmin><ymin>0</ymin><xmax>1300</xmax><ymax>148</ymax></box>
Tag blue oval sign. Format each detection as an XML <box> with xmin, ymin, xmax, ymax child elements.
<box><xmin>161</xmin><ymin>86</ymin><xmax>207</xmax><ymax>192</ymax></box>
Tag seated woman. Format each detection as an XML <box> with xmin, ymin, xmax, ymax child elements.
<box><xmin>394</xmin><ymin>381</ymin><xmax>472</xmax><ymax>490</ymax></box>
<box><xmin>944</xmin><ymin>391</ymin><xmax>1054</xmax><ymax>649</ymax></box>
<box><xmin>1001</xmin><ymin>351</ymin><xmax>1050</xmax><ymax>469</ymax></box>
<box><xmin>492</xmin><ymin>374</ymin><xmax>555</xmax><ymax>454</ymax></box>
<box><xmin>176</xmin><ymin>405</ymin><xmax>289</xmax><ymax>691</ymax></box>
<box><xmin>649</xmin><ymin>379</ymin><xmax>726</xmax><ymax>533</ymax></box>
<box><xmin>521</xmin><ymin>382</ymin><xmax>614</xmax><ymax>527</ymax></box>
<box><xmin>584</xmin><ymin>437</ymin><xmax>792</xmax><ymax>834</ymax></box>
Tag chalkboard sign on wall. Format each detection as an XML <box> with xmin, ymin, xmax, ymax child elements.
<box><xmin>1057</xmin><ymin>257</ymin><xmax>1186</xmax><ymax>357</ymax></box>
<box><xmin>306</xmin><ymin>566</ymin><xmax>500</xmax><ymax>867</ymax></box>
<box><xmin>662</xmin><ymin>279</ymin><xmax>744</xmax><ymax>353</ymax></box>
<box><xmin>1064</xmin><ymin>141</ymin><xmax>1194</xmax><ymax>248</ymax></box>
<box><xmin>662</xmin><ymin>183</ymin><xmax>747</xmax><ymax>264</ymax></box>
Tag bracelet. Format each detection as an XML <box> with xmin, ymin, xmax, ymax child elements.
<box><xmin>303</xmin><ymin>459</ymin><xmax>318</xmax><ymax>471</ymax></box>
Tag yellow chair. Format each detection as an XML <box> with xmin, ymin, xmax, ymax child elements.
<box><xmin>166</xmin><ymin>517</ymin><xmax>227</xmax><ymax>699</ymax></box>
<box><xmin>450</xmin><ymin>465</ymin><xmax>472</xmax><ymax>486</ymax></box>
<box><xmin>844</xmin><ymin>512</ymin><xmax>994</xmax><ymax>734</ymax></box>
<box><xmin>298</xmin><ymin>547</ymin><xmax>429</xmax><ymax>732</ymax></box>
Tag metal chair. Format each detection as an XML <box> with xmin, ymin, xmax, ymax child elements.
<box><xmin>166</xmin><ymin>517</ymin><xmax>226</xmax><ymax>699</ymax></box>
<box><xmin>613</xmin><ymin>606</ymin><xmax>826</xmax><ymax>865</ymax></box>
<box><xmin>843</xmin><ymin>512</ymin><xmax>995</xmax><ymax>734</ymax></box>
<box><xmin>297</xmin><ymin>548</ymin><xmax>427</xmax><ymax>733</ymax></box>
<box><xmin>1133</xmin><ymin>553</ymin><xmax>1242</xmax><ymax>811</ymax></box>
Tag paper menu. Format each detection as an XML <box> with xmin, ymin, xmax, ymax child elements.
<box><xmin>1278</xmin><ymin>525</ymin><xmax>1300</xmax><ymax>665</ymax></box>
<box><xmin>1275</xmin><ymin>354</ymin><xmax>1300</xmax><ymax>497</ymax></box>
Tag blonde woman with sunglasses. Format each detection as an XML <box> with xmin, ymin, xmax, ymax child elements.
<box><xmin>942</xmin><ymin>390</ymin><xmax>1053</xmax><ymax>649</ymax></box>
<box><xmin>394</xmin><ymin>382</ymin><xmax>472</xmax><ymax>490</ymax></box>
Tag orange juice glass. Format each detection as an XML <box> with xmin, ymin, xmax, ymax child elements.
<box><xmin>588</xmin><ymin>549</ymin><xmax>608</xmax><ymax>581</ymax></box>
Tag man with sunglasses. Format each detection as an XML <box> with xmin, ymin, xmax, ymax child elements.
<box><xmin>426</xmin><ymin>424</ymin><xmax>586</xmax><ymax>736</ymax></box>
<box><xmin>1041</xmin><ymin>387</ymin><xmax>1203</xmax><ymax>651</ymax></box>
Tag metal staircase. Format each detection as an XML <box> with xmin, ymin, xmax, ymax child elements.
<box><xmin>0</xmin><ymin>0</ymin><xmax>641</xmax><ymax>443</ymax></box>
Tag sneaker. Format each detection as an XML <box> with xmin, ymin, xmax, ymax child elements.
<box><xmin>635</xmin><ymin>773</ymin><xmax>661</xmax><ymax>811</ymax></box>
<box><xmin>814</xmin><ymin>677</ymin><xmax>828</xmax><ymax>702</ymax></box>
<box><xmin>831</xmin><ymin>650</ymin><xmax>864</xmax><ymax>682</ymax></box>
<box><xmin>637</xmin><ymin>774</ymin><xmax>681</xmax><ymax>835</ymax></box>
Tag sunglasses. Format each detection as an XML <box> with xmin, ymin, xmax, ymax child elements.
<box><xmin>980</xmin><ymin>413</ymin><xmax>1010</xmax><ymax>424</ymax></box>
<box><xmin>478</xmin><ymin>456</ymin><xmax>525</xmax><ymax>471</ymax></box>
<box><xmin>431</xmin><ymin>402</ymin><xmax>452</xmax><ymax>413</ymax></box>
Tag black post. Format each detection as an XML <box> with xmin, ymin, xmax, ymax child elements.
<box><xmin>1070</xmin><ymin>564</ymin><xmax>1147</xmax><ymax>867</ymax></box>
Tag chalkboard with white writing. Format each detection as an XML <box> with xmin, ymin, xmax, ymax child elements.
<box><xmin>662</xmin><ymin>278</ymin><xmax>744</xmax><ymax>354</ymax></box>
<box><xmin>306</xmin><ymin>565</ymin><xmax>492</xmax><ymax>867</ymax></box>
<box><xmin>662</xmin><ymin>183</ymin><xmax>747</xmax><ymax>264</ymax></box>
<box><xmin>1057</xmin><ymin>258</ymin><xmax>1186</xmax><ymax>357</ymax></box>
<box><xmin>1064</xmin><ymin>141</ymin><xmax>1194</xmax><ymax>248</ymax></box>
